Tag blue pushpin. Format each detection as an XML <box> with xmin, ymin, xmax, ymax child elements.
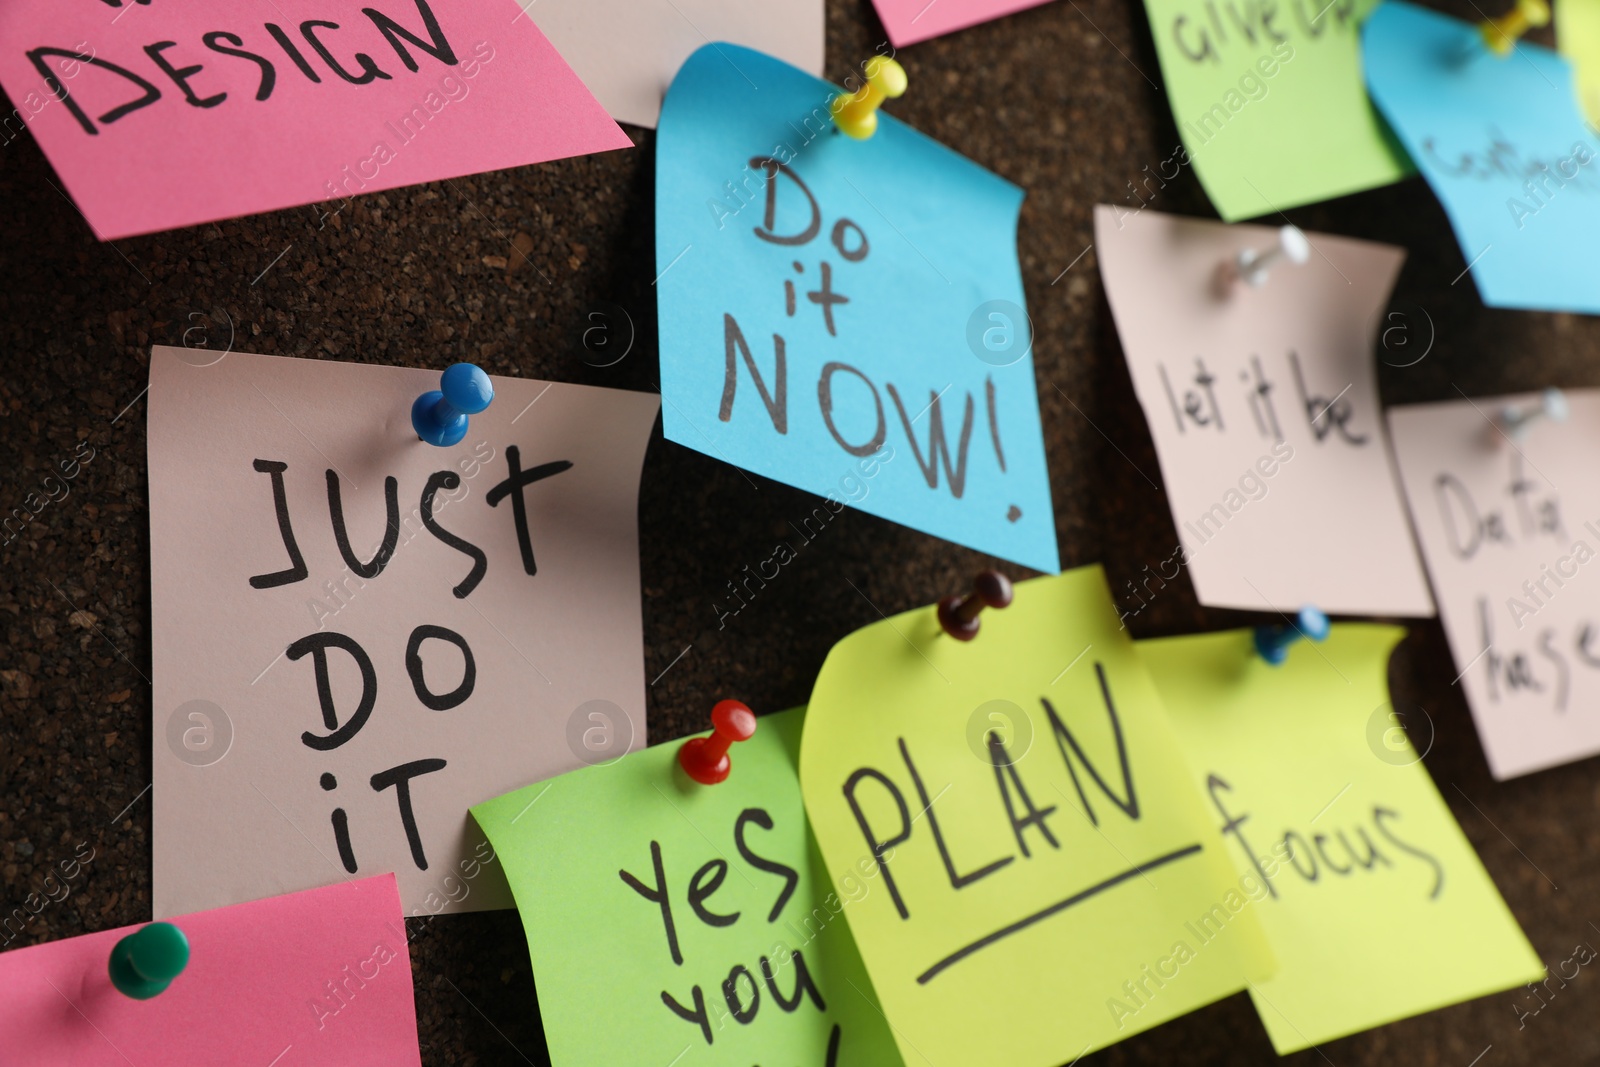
<box><xmin>109</xmin><ymin>921</ymin><xmax>189</xmax><ymax>1000</ymax></box>
<box><xmin>1253</xmin><ymin>606</ymin><xmax>1331</xmax><ymax>666</ymax></box>
<box><xmin>412</xmin><ymin>363</ymin><xmax>493</xmax><ymax>447</ymax></box>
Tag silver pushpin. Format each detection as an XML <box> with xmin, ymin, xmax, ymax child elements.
<box><xmin>1233</xmin><ymin>225</ymin><xmax>1311</xmax><ymax>288</ymax></box>
<box><xmin>1493</xmin><ymin>388</ymin><xmax>1568</xmax><ymax>443</ymax></box>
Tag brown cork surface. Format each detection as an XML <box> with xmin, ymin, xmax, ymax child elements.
<box><xmin>2</xmin><ymin>0</ymin><xmax>1598</xmax><ymax>1063</ymax></box>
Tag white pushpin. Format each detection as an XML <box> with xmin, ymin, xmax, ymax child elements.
<box><xmin>1493</xmin><ymin>388</ymin><xmax>1568</xmax><ymax>443</ymax></box>
<box><xmin>1232</xmin><ymin>225</ymin><xmax>1310</xmax><ymax>288</ymax></box>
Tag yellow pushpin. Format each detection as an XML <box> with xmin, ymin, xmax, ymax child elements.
<box><xmin>1480</xmin><ymin>0</ymin><xmax>1549</xmax><ymax>55</ymax></box>
<box><xmin>830</xmin><ymin>57</ymin><xmax>908</xmax><ymax>140</ymax></box>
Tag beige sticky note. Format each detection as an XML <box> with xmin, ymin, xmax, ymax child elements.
<box><xmin>516</xmin><ymin>0</ymin><xmax>824</xmax><ymax>128</ymax></box>
<box><xmin>147</xmin><ymin>347</ymin><xmax>658</xmax><ymax>917</ymax></box>
<box><xmin>1094</xmin><ymin>206</ymin><xmax>1433</xmax><ymax>618</ymax></box>
<box><xmin>1141</xmin><ymin>626</ymin><xmax>1541</xmax><ymax>1052</ymax></box>
<box><xmin>1388</xmin><ymin>391</ymin><xmax>1600</xmax><ymax>779</ymax></box>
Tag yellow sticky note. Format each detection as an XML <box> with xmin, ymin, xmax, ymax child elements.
<box><xmin>1559</xmin><ymin>0</ymin><xmax>1600</xmax><ymax>128</ymax></box>
<box><xmin>800</xmin><ymin>567</ymin><xmax>1273</xmax><ymax>1067</ymax></box>
<box><xmin>1140</xmin><ymin>625</ymin><xmax>1543</xmax><ymax>1053</ymax></box>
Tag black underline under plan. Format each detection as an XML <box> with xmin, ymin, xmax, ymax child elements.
<box><xmin>915</xmin><ymin>843</ymin><xmax>1206</xmax><ymax>985</ymax></box>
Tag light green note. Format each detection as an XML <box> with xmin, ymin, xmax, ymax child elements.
<box><xmin>473</xmin><ymin>707</ymin><xmax>901</xmax><ymax>1067</ymax></box>
<box><xmin>1140</xmin><ymin>625</ymin><xmax>1543</xmax><ymax>1053</ymax></box>
<box><xmin>1136</xmin><ymin>0</ymin><xmax>1412</xmax><ymax>220</ymax></box>
<box><xmin>799</xmin><ymin>567</ymin><xmax>1274</xmax><ymax>1067</ymax></box>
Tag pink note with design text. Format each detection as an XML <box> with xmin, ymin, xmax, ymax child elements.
<box><xmin>0</xmin><ymin>0</ymin><xmax>630</xmax><ymax>239</ymax></box>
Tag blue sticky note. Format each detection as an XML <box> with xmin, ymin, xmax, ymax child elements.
<box><xmin>1363</xmin><ymin>1</ymin><xmax>1600</xmax><ymax>313</ymax></box>
<box><xmin>656</xmin><ymin>44</ymin><xmax>1059</xmax><ymax>573</ymax></box>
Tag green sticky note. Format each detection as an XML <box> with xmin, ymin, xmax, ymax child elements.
<box><xmin>799</xmin><ymin>567</ymin><xmax>1274</xmax><ymax>1067</ymax></box>
<box><xmin>472</xmin><ymin>708</ymin><xmax>901</xmax><ymax>1066</ymax></box>
<box><xmin>1559</xmin><ymin>0</ymin><xmax>1600</xmax><ymax>127</ymax></box>
<box><xmin>1139</xmin><ymin>625</ymin><xmax>1543</xmax><ymax>1053</ymax></box>
<box><xmin>1136</xmin><ymin>0</ymin><xmax>1412</xmax><ymax>220</ymax></box>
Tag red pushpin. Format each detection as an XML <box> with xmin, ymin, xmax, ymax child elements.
<box><xmin>937</xmin><ymin>570</ymin><xmax>1013</xmax><ymax>641</ymax></box>
<box><xmin>678</xmin><ymin>700</ymin><xmax>757</xmax><ymax>784</ymax></box>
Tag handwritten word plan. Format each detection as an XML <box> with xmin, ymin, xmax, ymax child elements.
<box><xmin>656</xmin><ymin>44</ymin><xmax>1059</xmax><ymax>573</ymax></box>
<box><xmin>146</xmin><ymin>348</ymin><xmax>658</xmax><ymax>917</ymax></box>
<box><xmin>800</xmin><ymin>566</ymin><xmax>1273</xmax><ymax>1065</ymax></box>
<box><xmin>1364</xmin><ymin>0</ymin><xmax>1600</xmax><ymax>314</ymax></box>
<box><xmin>1141</xmin><ymin>626</ymin><xmax>1541</xmax><ymax>1052</ymax></box>
<box><xmin>514</xmin><ymin>0</ymin><xmax>823</xmax><ymax>127</ymax></box>
<box><xmin>1139</xmin><ymin>0</ymin><xmax>1410</xmax><ymax>220</ymax></box>
<box><xmin>0</xmin><ymin>0</ymin><xmax>630</xmax><ymax>239</ymax></box>
<box><xmin>1388</xmin><ymin>391</ymin><xmax>1600</xmax><ymax>778</ymax></box>
<box><xmin>1095</xmin><ymin>206</ymin><xmax>1433</xmax><ymax>617</ymax></box>
<box><xmin>0</xmin><ymin>875</ymin><xmax>422</xmax><ymax>1066</ymax></box>
<box><xmin>473</xmin><ymin>708</ymin><xmax>901</xmax><ymax>1067</ymax></box>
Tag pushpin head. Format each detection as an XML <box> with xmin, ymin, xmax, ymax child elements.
<box><xmin>1544</xmin><ymin>387</ymin><xmax>1572</xmax><ymax>423</ymax></box>
<box><xmin>1253</xmin><ymin>606</ymin><xmax>1330</xmax><ymax>666</ymax></box>
<box><xmin>109</xmin><ymin>922</ymin><xmax>189</xmax><ymax>1000</ymax></box>
<box><xmin>831</xmin><ymin>56</ymin><xmax>908</xmax><ymax>140</ymax></box>
<box><xmin>1275</xmin><ymin>226</ymin><xmax>1311</xmax><ymax>266</ymax></box>
<box><xmin>412</xmin><ymin>362</ymin><xmax>494</xmax><ymax>447</ymax></box>
<box><xmin>678</xmin><ymin>700</ymin><xmax>758</xmax><ymax>785</ymax></box>
<box><xmin>937</xmin><ymin>570</ymin><xmax>1014</xmax><ymax>641</ymax></box>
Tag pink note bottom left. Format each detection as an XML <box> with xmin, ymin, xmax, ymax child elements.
<box><xmin>0</xmin><ymin>873</ymin><xmax>421</xmax><ymax>1066</ymax></box>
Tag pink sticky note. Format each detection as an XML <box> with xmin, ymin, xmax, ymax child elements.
<box><xmin>870</xmin><ymin>0</ymin><xmax>1054</xmax><ymax>46</ymax></box>
<box><xmin>0</xmin><ymin>1</ymin><xmax>631</xmax><ymax>240</ymax></box>
<box><xmin>0</xmin><ymin>874</ymin><xmax>421</xmax><ymax>1066</ymax></box>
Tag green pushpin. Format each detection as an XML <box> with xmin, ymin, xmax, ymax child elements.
<box><xmin>108</xmin><ymin>922</ymin><xmax>189</xmax><ymax>1000</ymax></box>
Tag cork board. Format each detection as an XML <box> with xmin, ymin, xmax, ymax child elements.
<box><xmin>1</xmin><ymin>0</ymin><xmax>1597</xmax><ymax>1063</ymax></box>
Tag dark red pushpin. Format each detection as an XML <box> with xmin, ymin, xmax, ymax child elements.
<box><xmin>936</xmin><ymin>570</ymin><xmax>1014</xmax><ymax>641</ymax></box>
<box><xmin>678</xmin><ymin>700</ymin><xmax>757</xmax><ymax>784</ymax></box>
